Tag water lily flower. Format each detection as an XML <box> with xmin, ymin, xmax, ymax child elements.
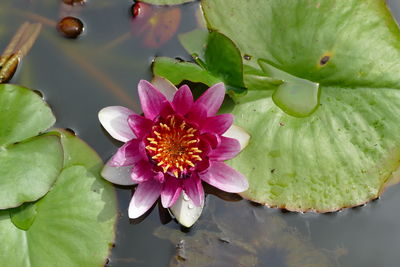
<box><xmin>99</xmin><ymin>78</ymin><xmax>250</xmax><ymax>227</ymax></box>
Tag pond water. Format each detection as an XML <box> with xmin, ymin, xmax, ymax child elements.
<box><xmin>2</xmin><ymin>0</ymin><xmax>400</xmax><ymax>266</ymax></box>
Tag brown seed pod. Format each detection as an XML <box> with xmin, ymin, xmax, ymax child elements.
<box><xmin>57</xmin><ymin>16</ymin><xmax>84</xmax><ymax>39</ymax></box>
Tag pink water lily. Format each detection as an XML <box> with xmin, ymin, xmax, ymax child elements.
<box><xmin>99</xmin><ymin>78</ymin><xmax>249</xmax><ymax>227</ymax></box>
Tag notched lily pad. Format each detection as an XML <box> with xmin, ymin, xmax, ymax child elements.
<box><xmin>202</xmin><ymin>0</ymin><xmax>400</xmax><ymax>211</ymax></box>
<box><xmin>0</xmin><ymin>84</ymin><xmax>63</xmax><ymax>209</ymax></box>
<box><xmin>0</xmin><ymin>131</ymin><xmax>117</xmax><ymax>266</ymax></box>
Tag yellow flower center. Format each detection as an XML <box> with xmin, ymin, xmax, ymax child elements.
<box><xmin>145</xmin><ymin>115</ymin><xmax>203</xmax><ymax>178</ymax></box>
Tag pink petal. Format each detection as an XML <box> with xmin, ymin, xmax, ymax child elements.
<box><xmin>128</xmin><ymin>179</ymin><xmax>162</xmax><ymax>219</ymax></box>
<box><xmin>98</xmin><ymin>106</ymin><xmax>136</xmax><ymax>142</ymax></box>
<box><xmin>194</xmin><ymin>157</ymin><xmax>210</xmax><ymax>172</ymax></box>
<box><xmin>138</xmin><ymin>80</ymin><xmax>168</xmax><ymax>120</ymax></box>
<box><xmin>128</xmin><ymin>114</ymin><xmax>153</xmax><ymax>138</ymax></box>
<box><xmin>109</xmin><ymin>139</ymin><xmax>143</xmax><ymax>167</ymax></box>
<box><xmin>183</xmin><ymin>173</ymin><xmax>204</xmax><ymax>207</ymax></box>
<box><xmin>208</xmin><ymin>136</ymin><xmax>241</xmax><ymax>161</ymax></box>
<box><xmin>200</xmin><ymin>133</ymin><xmax>220</xmax><ymax>149</ymax></box>
<box><xmin>131</xmin><ymin>160</ymin><xmax>156</xmax><ymax>183</ymax></box>
<box><xmin>201</xmin><ymin>114</ymin><xmax>233</xmax><ymax>135</ymax></box>
<box><xmin>185</xmin><ymin>103</ymin><xmax>207</xmax><ymax>127</ymax></box>
<box><xmin>161</xmin><ymin>176</ymin><xmax>182</xmax><ymax>208</ymax></box>
<box><xmin>199</xmin><ymin>162</ymin><xmax>248</xmax><ymax>193</ymax></box>
<box><xmin>151</xmin><ymin>76</ymin><xmax>178</xmax><ymax>101</ymax></box>
<box><xmin>101</xmin><ymin>159</ymin><xmax>135</xmax><ymax>186</ymax></box>
<box><xmin>172</xmin><ymin>85</ymin><xmax>194</xmax><ymax>115</ymax></box>
<box><xmin>192</xmin><ymin>83</ymin><xmax>226</xmax><ymax>116</ymax></box>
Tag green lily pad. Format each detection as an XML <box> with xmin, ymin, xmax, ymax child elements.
<box><xmin>10</xmin><ymin>202</ymin><xmax>37</xmax><ymax>231</ymax></box>
<box><xmin>0</xmin><ymin>135</ymin><xmax>63</xmax><ymax>209</ymax></box>
<box><xmin>0</xmin><ymin>84</ymin><xmax>55</xmax><ymax>147</ymax></box>
<box><xmin>0</xmin><ymin>131</ymin><xmax>117</xmax><ymax>266</ymax></box>
<box><xmin>0</xmin><ymin>84</ymin><xmax>63</xmax><ymax>209</ymax></box>
<box><xmin>202</xmin><ymin>0</ymin><xmax>400</xmax><ymax>211</ymax></box>
<box><xmin>259</xmin><ymin>60</ymin><xmax>320</xmax><ymax>117</ymax></box>
<box><xmin>229</xmin><ymin>88</ymin><xmax>400</xmax><ymax>211</ymax></box>
<box><xmin>156</xmin><ymin>30</ymin><xmax>246</xmax><ymax>93</ymax></box>
<box><xmin>139</xmin><ymin>0</ymin><xmax>195</xmax><ymax>5</ymax></box>
<box><xmin>153</xmin><ymin>57</ymin><xmax>221</xmax><ymax>86</ymax></box>
<box><xmin>178</xmin><ymin>29</ymin><xmax>209</xmax><ymax>62</ymax></box>
<box><xmin>205</xmin><ymin>31</ymin><xmax>245</xmax><ymax>89</ymax></box>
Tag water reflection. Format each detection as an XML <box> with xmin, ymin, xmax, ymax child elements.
<box><xmin>155</xmin><ymin>198</ymin><xmax>340</xmax><ymax>267</ymax></box>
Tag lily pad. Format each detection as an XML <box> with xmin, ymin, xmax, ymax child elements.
<box><xmin>0</xmin><ymin>84</ymin><xmax>55</xmax><ymax>147</ymax></box>
<box><xmin>153</xmin><ymin>57</ymin><xmax>221</xmax><ymax>86</ymax></box>
<box><xmin>155</xmin><ymin>30</ymin><xmax>246</xmax><ymax>93</ymax></box>
<box><xmin>0</xmin><ymin>131</ymin><xmax>117</xmax><ymax>266</ymax></box>
<box><xmin>259</xmin><ymin>60</ymin><xmax>320</xmax><ymax>117</ymax></box>
<box><xmin>202</xmin><ymin>0</ymin><xmax>400</xmax><ymax>211</ymax></box>
<box><xmin>0</xmin><ymin>135</ymin><xmax>63</xmax><ymax>209</ymax></box>
<box><xmin>178</xmin><ymin>29</ymin><xmax>209</xmax><ymax>62</ymax></box>
<box><xmin>0</xmin><ymin>84</ymin><xmax>63</xmax><ymax>209</ymax></box>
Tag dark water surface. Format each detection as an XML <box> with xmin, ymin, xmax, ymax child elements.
<box><xmin>2</xmin><ymin>0</ymin><xmax>400</xmax><ymax>266</ymax></box>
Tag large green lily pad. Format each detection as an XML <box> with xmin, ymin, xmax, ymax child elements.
<box><xmin>0</xmin><ymin>130</ymin><xmax>117</xmax><ymax>266</ymax></box>
<box><xmin>202</xmin><ymin>0</ymin><xmax>400</xmax><ymax>211</ymax></box>
<box><xmin>0</xmin><ymin>84</ymin><xmax>63</xmax><ymax>209</ymax></box>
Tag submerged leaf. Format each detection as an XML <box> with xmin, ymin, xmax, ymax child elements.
<box><xmin>132</xmin><ymin>3</ymin><xmax>181</xmax><ymax>48</ymax></box>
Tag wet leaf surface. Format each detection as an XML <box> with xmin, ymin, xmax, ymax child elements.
<box><xmin>202</xmin><ymin>0</ymin><xmax>400</xmax><ymax>211</ymax></box>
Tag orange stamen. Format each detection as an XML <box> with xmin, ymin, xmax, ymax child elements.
<box><xmin>145</xmin><ymin>115</ymin><xmax>203</xmax><ymax>178</ymax></box>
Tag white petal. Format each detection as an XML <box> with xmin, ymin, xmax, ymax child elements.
<box><xmin>128</xmin><ymin>180</ymin><xmax>162</xmax><ymax>218</ymax></box>
<box><xmin>151</xmin><ymin>76</ymin><xmax>178</xmax><ymax>101</ymax></box>
<box><xmin>169</xmin><ymin>191</ymin><xmax>203</xmax><ymax>227</ymax></box>
<box><xmin>101</xmin><ymin>160</ymin><xmax>136</xmax><ymax>186</ymax></box>
<box><xmin>223</xmin><ymin>124</ymin><xmax>250</xmax><ymax>151</ymax></box>
<box><xmin>98</xmin><ymin>106</ymin><xmax>136</xmax><ymax>142</ymax></box>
